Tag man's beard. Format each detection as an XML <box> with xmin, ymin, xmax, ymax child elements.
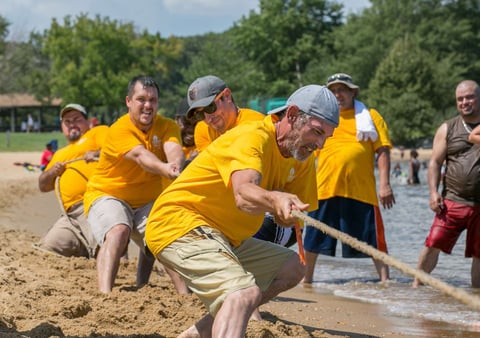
<box><xmin>286</xmin><ymin>130</ymin><xmax>312</xmax><ymax>162</ymax></box>
<box><xmin>68</xmin><ymin>130</ymin><xmax>81</xmax><ymax>142</ymax></box>
<box><xmin>290</xmin><ymin>143</ymin><xmax>312</xmax><ymax>162</ymax></box>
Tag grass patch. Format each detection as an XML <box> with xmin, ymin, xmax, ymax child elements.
<box><xmin>0</xmin><ymin>132</ymin><xmax>66</xmax><ymax>152</ymax></box>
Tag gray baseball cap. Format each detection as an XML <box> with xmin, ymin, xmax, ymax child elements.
<box><xmin>60</xmin><ymin>103</ymin><xmax>87</xmax><ymax>120</ymax></box>
<box><xmin>268</xmin><ymin>85</ymin><xmax>339</xmax><ymax>127</ymax></box>
<box><xmin>186</xmin><ymin>75</ymin><xmax>227</xmax><ymax>119</ymax></box>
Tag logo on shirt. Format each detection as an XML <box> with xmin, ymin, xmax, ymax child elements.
<box><xmin>152</xmin><ymin>135</ymin><xmax>161</xmax><ymax>149</ymax></box>
<box><xmin>287</xmin><ymin>167</ymin><xmax>296</xmax><ymax>183</ymax></box>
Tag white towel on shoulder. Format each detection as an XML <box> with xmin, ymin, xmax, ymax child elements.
<box><xmin>354</xmin><ymin>100</ymin><xmax>378</xmax><ymax>142</ymax></box>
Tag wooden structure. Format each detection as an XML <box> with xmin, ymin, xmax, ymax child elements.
<box><xmin>0</xmin><ymin>93</ymin><xmax>62</xmax><ymax>132</ymax></box>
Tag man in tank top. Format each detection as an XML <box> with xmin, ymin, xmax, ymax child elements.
<box><xmin>413</xmin><ymin>80</ymin><xmax>480</xmax><ymax>288</ymax></box>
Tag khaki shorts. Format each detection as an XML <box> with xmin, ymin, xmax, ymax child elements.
<box><xmin>87</xmin><ymin>196</ymin><xmax>152</xmax><ymax>252</ymax></box>
<box><xmin>37</xmin><ymin>202</ymin><xmax>97</xmax><ymax>258</ymax></box>
<box><xmin>157</xmin><ymin>226</ymin><xmax>294</xmax><ymax>316</ymax></box>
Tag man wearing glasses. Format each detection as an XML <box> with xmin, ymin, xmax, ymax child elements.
<box><xmin>186</xmin><ymin>75</ymin><xmax>264</xmax><ymax>153</ymax></box>
<box><xmin>146</xmin><ymin>85</ymin><xmax>339</xmax><ymax>337</ymax></box>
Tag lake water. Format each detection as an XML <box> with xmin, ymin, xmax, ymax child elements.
<box><xmin>303</xmin><ymin>163</ymin><xmax>480</xmax><ymax>337</ymax></box>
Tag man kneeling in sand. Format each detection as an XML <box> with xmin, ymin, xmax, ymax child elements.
<box><xmin>37</xmin><ymin>103</ymin><xmax>107</xmax><ymax>258</ymax></box>
<box><xmin>145</xmin><ymin>85</ymin><xmax>339</xmax><ymax>337</ymax></box>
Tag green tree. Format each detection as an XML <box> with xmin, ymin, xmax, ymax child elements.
<box><xmin>368</xmin><ymin>36</ymin><xmax>437</xmax><ymax>144</ymax></box>
<box><xmin>40</xmin><ymin>14</ymin><xmax>182</xmax><ymax>120</ymax></box>
<box><xmin>232</xmin><ymin>0</ymin><xmax>343</xmax><ymax>96</ymax></box>
<box><xmin>326</xmin><ymin>0</ymin><xmax>480</xmax><ymax>144</ymax></box>
<box><xmin>0</xmin><ymin>15</ymin><xmax>8</xmax><ymax>54</ymax></box>
<box><xmin>180</xmin><ymin>31</ymin><xmax>266</xmax><ymax>108</ymax></box>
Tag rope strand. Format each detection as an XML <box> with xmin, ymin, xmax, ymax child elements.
<box><xmin>292</xmin><ymin>210</ymin><xmax>480</xmax><ymax>312</ymax></box>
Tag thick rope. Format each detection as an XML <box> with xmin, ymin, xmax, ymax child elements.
<box><xmin>292</xmin><ymin>210</ymin><xmax>480</xmax><ymax>312</ymax></box>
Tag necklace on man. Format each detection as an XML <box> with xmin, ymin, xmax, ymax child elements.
<box><xmin>462</xmin><ymin>119</ymin><xmax>472</xmax><ymax>133</ymax></box>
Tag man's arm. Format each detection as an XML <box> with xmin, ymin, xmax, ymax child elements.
<box><xmin>124</xmin><ymin>144</ymin><xmax>183</xmax><ymax>179</ymax></box>
<box><xmin>38</xmin><ymin>162</ymin><xmax>66</xmax><ymax>192</ymax></box>
<box><xmin>468</xmin><ymin>124</ymin><xmax>480</xmax><ymax>144</ymax></box>
<box><xmin>163</xmin><ymin>141</ymin><xmax>185</xmax><ymax>172</ymax></box>
<box><xmin>376</xmin><ymin>146</ymin><xmax>395</xmax><ymax>209</ymax></box>
<box><xmin>231</xmin><ymin>169</ymin><xmax>309</xmax><ymax>226</ymax></box>
<box><xmin>428</xmin><ymin>123</ymin><xmax>448</xmax><ymax>213</ymax></box>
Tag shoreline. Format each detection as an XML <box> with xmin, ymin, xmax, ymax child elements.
<box><xmin>3</xmin><ymin>150</ymin><xmax>472</xmax><ymax>338</ymax></box>
<box><xmin>390</xmin><ymin>147</ymin><xmax>431</xmax><ymax>163</ymax></box>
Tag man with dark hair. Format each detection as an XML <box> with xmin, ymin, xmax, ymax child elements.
<box><xmin>84</xmin><ymin>75</ymin><xmax>185</xmax><ymax>293</ymax></box>
<box><xmin>175</xmin><ymin>97</ymin><xmax>198</xmax><ymax>168</ymax></box>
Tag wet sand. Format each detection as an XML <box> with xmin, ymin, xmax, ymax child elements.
<box><xmin>2</xmin><ymin>150</ymin><xmax>467</xmax><ymax>338</ymax></box>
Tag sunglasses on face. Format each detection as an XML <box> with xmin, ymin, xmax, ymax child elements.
<box><xmin>194</xmin><ymin>91</ymin><xmax>224</xmax><ymax>121</ymax></box>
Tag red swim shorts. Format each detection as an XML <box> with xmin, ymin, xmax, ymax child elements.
<box><xmin>425</xmin><ymin>199</ymin><xmax>480</xmax><ymax>257</ymax></box>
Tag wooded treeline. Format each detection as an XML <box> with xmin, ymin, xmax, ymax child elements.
<box><xmin>1</xmin><ymin>0</ymin><xmax>479</xmax><ymax>145</ymax></box>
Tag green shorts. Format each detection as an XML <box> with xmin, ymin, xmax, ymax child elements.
<box><xmin>157</xmin><ymin>225</ymin><xmax>295</xmax><ymax>315</ymax></box>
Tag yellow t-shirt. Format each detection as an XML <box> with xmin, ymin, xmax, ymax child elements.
<box><xmin>315</xmin><ymin>107</ymin><xmax>392</xmax><ymax>206</ymax></box>
<box><xmin>145</xmin><ymin>116</ymin><xmax>317</xmax><ymax>257</ymax></box>
<box><xmin>83</xmin><ymin>113</ymin><xmax>181</xmax><ymax>212</ymax></box>
<box><xmin>194</xmin><ymin>108</ymin><xmax>264</xmax><ymax>152</ymax></box>
<box><xmin>46</xmin><ymin>126</ymin><xmax>109</xmax><ymax>211</ymax></box>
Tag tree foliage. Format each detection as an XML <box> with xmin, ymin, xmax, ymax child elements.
<box><xmin>1</xmin><ymin>0</ymin><xmax>480</xmax><ymax>144</ymax></box>
<box><xmin>180</xmin><ymin>31</ymin><xmax>266</xmax><ymax>108</ymax></box>
<box><xmin>40</xmin><ymin>14</ymin><xmax>182</xmax><ymax>120</ymax></box>
<box><xmin>368</xmin><ymin>36</ymin><xmax>437</xmax><ymax>144</ymax></box>
<box><xmin>232</xmin><ymin>0</ymin><xmax>343</xmax><ymax>96</ymax></box>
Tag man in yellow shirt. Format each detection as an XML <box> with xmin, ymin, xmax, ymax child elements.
<box><xmin>37</xmin><ymin>103</ymin><xmax>107</xmax><ymax>258</ymax></box>
<box><xmin>303</xmin><ymin>73</ymin><xmax>395</xmax><ymax>284</ymax></box>
<box><xmin>186</xmin><ymin>75</ymin><xmax>264</xmax><ymax>152</ymax></box>
<box><xmin>84</xmin><ymin>76</ymin><xmax>185</xmax><ymax>293</ymax></box>
<box><xmin>146</xmin><ymin>84</ymin><xmax>339</xmax><ymax>337</ymax></box>
<box><xmin>175</xmin><ymin>97</ymin><xmax>198</xmax><ymax>168</ymax></box>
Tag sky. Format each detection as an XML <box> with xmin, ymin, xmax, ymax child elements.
<box><xmin>0</xmin><ymin>0</ymin><xmax>370</xmax><ymax>41</ymax></box>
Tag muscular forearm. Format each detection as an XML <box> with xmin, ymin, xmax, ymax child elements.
<box><xmin>38</xmin><ymin>167</ymin><xmax>60</xmax><ymax>192</ymax></box>
<box><xmin>135</xmin><ymin>151</ymin><xmax>169</xmax><ymax>175</ymax></box>
<box><xmin>428</xmin><ymin>162</ymin><xmax>442</xmax><ymax>194</ymax></box>
<box><xmin>234</xmin><ymin>182</ymin><xmax>275</xmax><ymax>215</ymax></box>
<box><xmin>231</xmin><ymin>169</ymin><xmax>309</xmax><ymax>225</ymax></box>
<box><xmin>376</xmin><ymin>147</ymin><xmax>391</xmax><ymax>188</ymax></box>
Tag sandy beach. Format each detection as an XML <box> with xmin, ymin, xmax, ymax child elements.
<box><xmin>0</xmin><ymin>150</ymin><xmax>454</xmax><ymax>338</ymax></box>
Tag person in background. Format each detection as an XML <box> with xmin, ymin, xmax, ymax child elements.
<box><xmin>145</xmin><ymin>85</ymin><xmax>339</xmax><ymax>338</ymax></box>
<box><xmin>186</xmin><ymin>75</ymin><xmax>264</xmax><ymax>153</ymax></box>
<box><xmin>36</xmin><ymin>103</ymin><xmax>107</xmax><ymax>258</ymax></box>
<box><xmin>303</xmin><ymin>73</ymin><xmax>395</xmax><ymax>284</ymax></box>
<box><xmin>89</xmin><ymin>117</ymin><xmax>100</xmax><ymax>128</ymax></box>
<box><xmin>26</xmin><ymin>113</ymin><xmax>34</xmax><ymax>133</ymax></box>
<box><xmin>83</xmin><ymin>75</ymin><xmax>185</xmax><ymax>293</ymax></box>
<box><xmin>175</xmin><ymin>97</ymin><xmax>198</xmax><ymax>168</ymax></box>
<box><xmin>413</xmin><ymin>80</ymin><xmax>480</xmax><ymax>288</ymax></box>
<box><xmin>392</xmin><ymin>163</ymin><xmax>402</xmax><ymax>178</ymax></box>
<box><xmin>40</xmin><ymin>142</ymin><xmax>55</xmax><ymax>171</ymax></box>
<box><xmin>408</xmin><ymin>149</ymin><xmax>421</xmax><ymax>185</ymax></box>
